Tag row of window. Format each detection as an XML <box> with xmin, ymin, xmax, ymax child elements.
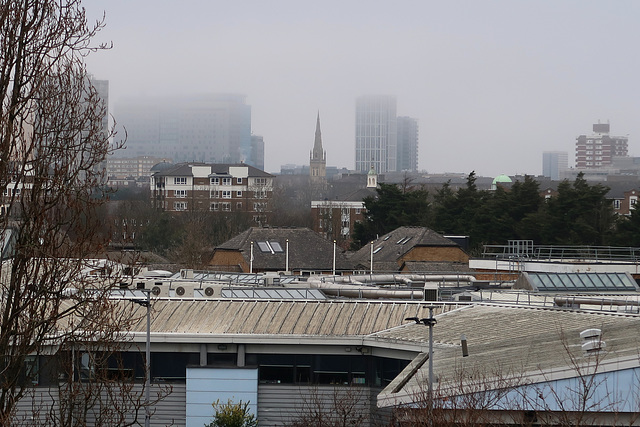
<box><xmin>2</xmin><ymin>188</ymin><xmax>21</xmax><ymax>196</ymax></box>
<box><xmin>171</xmin><ymin>190</ymin><xmax>268</xmax><ymax>199</ymax></box>
<box><xmin>19</xmin><ymin>352</ymin><xmax>408</xmax><ymax>388</ymax></box>
<box><xmin>173</xmin><ymin>202</ymin><xmax>268</xmax><ymax>212</ymax></box>
<box><xmin>172</xmin><ymin>177</ymin><xmax>269</xmax><ymax>186</ymax></box>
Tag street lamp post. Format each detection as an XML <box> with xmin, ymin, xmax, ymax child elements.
<box><xmin>332</xmin><ymin>240</ymin><xmax>336</xmax><ymax>275</ymax></box>
<box><xmin>131</xmin><ymin>290</ymin><xmax>151</xmax><ymax>427</ymax></box>
<box><xmin>406</xmin><ymin>306</ymin><xmax>437</xmax><ymax>425</ymax></box>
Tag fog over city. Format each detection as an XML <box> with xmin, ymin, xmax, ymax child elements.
<box><xmin>84</xmin><ymin>0</ymin><xmax>640</xmax><ymax>177</ymax></box>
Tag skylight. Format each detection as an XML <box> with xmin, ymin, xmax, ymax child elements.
<box><xmin>256</xmin><ymin>241</ymin><xmax>284</xmax><ymax>254</ymax></box>
<box><xmin>524</xmin><ymin>272</ymin><xmax>639</xmax><ymax>293</ymax></box>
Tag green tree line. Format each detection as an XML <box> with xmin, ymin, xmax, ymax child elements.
<box><xmin>353</xmin><ymin>172</ymin><xmax>633</xmax><ymax>253</ymax></box>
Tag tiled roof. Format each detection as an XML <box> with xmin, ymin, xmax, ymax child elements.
<box><xmin>152</xmin><ymin>163</ymin><xmax>273</xmax><ymax>178</ymax></box>
<box><xmin>351</xmin><ymin>227</ymin><xmax>461</xmax><ymax>264</ymax></box>
<box><xmin>153</xmin><ymin>163</ymin><xmax>195</xmax><ymax>177</ymax></box>
<box><xmin>215</xmin><ymin>227</ymin><xmax>351</xmax><ymax>271</ymax></box>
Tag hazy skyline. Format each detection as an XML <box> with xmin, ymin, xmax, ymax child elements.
<box><xmin>84</xmin><ymin>1</ymin><xmax>640</xmax><ymax>177</ymax></box>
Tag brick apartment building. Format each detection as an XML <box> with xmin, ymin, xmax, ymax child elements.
<box><xmin>151</xmin><ymin>163</ymin><xmax>274</xmax><ymax>224</ymax></box>
<box><xmin>576</xmin><ymin>122</ymin><xmax>628</xmax><ymax>169</ymax></box>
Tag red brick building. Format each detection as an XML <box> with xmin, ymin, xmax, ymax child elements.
<box><xmin>150</xmin><ymin>163</ymin><xmax>274</xmax><ymax>224</ymax></box>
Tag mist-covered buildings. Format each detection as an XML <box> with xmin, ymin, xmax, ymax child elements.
<box><xmin>114</xmin><ymin>94</ymin><xmax>264</xmax><ymax>168</ymax></box>
<box><xmin>542</xmin><ymin>151</ymin><xmax>568</xmax><ymax>181</ymax></box>
<box><xmin>396</xmin><ymin>116</ymin><xmax>419</xmax><ymax>172</ymax></box>
<box><xmin>355</xmin><ymin>95</ymin><xmax>419</xmax><ymax>174</ymax></box>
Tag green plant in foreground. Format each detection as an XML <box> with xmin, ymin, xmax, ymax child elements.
<box><xmin>205</xmin><ymin>399</ymin><xmax>257</xmax><ymax>427</ymax></box>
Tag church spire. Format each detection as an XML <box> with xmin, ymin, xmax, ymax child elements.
<box><xmin>310</xmin><ymin>111</ymin><xmax>327</xmax><ymax>186</ymax></box>
<box><xmin>311</xmin><ymin>111</ymin><xmax>324</xmax><ymax>160</ymax></box>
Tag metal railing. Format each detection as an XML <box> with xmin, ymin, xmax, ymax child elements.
<box><xmin>481</xmin><ymin>244</ymin><xmax>640</xmax><ymax>263</ymax></box>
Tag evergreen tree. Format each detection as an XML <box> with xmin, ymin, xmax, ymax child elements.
<box><xmin>542</xmin><ymin>173</ymin><xmax>613</xmax><ymax>245</ymax></box>
<box><xmin>351</xmin><ymin>183</ymin><xmax>430</xmax><ymax>248</ymax></box>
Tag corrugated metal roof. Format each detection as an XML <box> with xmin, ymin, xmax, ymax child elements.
<box><xmin>126</xmin><ymin>299</ymin><xmax>448</xmax><ymax>337</ymax></box>
<box><xmin>378</xmin><ymin>304</ymin><xmax>640</xmax><ymax>405</ymax></box>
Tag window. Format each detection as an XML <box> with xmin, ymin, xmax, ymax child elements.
<box><xmin>210</xmin><ymin>202</ymin><xmax>219</xmax><ymax>211</ymax></box>
<box><xmin>613</xmin><ymin>200</ymin><xmax>621</xmax><ymax>209</ymax></box>
<box><xmin>210</xmin><ymin>190</ymin><xmax>219</xmax><ymax>198</ymax></box>
<box><xmin>236</xmin><ymin>177</ymin><xmax>243</xmax><ymax>184</ymax></box>
<box><xmin>255</xmin><ymin>190</ymin><xmax>267</xmax><ymax>199</ymax></box>
<box><xmin>355</xmin><ymin>208</ymin><xmax>361</xmax><ymax>214</ymax></box>
<box><xmin>222</xmin><ymin>178</ymin><xmax>231</xmax><ymax>186</ymax></box>
<box><xmin>256</xmin><ymin>241</ymin><xmax>284</xmax><ymax>253</ymax></box>
<box><xmin>174</xmin><ymin>177</ymin><xmax>187</xmax><ymax>185</ymax></box>
<box><xmin>236</xmin><ymin>191</ymin><xmax>242</xmax><ymax>197</ymax></box>
<box><xmin>174</xmin><ymin>190</ymin><xmax>186</xmax><ymax>198</ymax></box>
<box><xmin>222</xmin><ymin>202</ymin><xmax>231</xmax><ymax>211</ymax></box>
<box><xmin>174</xmin><ymin>202</ymin><xmax>187</xmax><ymax>211</ymax></box>
<box><xmin>236</xmin><ymin>202</ymin><xmax>243</xmax><ymax>210</ymax></box>
<box><xmin>210</xmin><ymin>177</ymin><xmax>219</xmax><ymax>185</ymax></box>
<box><xmin>222</xmin><ymin>190</ymin><xmax>231</xmax><ymax>199</ymax></box>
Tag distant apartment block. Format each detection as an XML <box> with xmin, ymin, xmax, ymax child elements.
<box><xmin>542</xmin><ymin>151</ymin><xmax>568</xmax><ymax>180</ymax></box>
<box><xmin>107</xmin><ymin>156</ymin><xmax>171</xmax><ymax>180</ymax></box>
<box><xmin>396</xmin><ymin>116</ymin><xmax>419</xmax><ymax>172</ymax></box>
<box><xmin>151</xmin><ymin>163</ymin><xmax>274</xmax><ymax>224</ymax></box>
<box><xmin>311</xmin><ymin>188</ymin><xmax>373</xmax><ymax>248</ymax></box>
<box><xmin>576</xmin><ymin>122</ymin><xmax>628</xmax><ymax>169</ymax></box>
<box><xmin>115</xmin><ymin>94</ymin><xmax>265</xmax><ymax>168</ymax></box>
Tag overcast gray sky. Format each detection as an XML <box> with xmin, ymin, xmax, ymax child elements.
<box><xmin>84</xmin><ymin>1</ymin><xmax>640</xmax><ymax>177</ymax></box>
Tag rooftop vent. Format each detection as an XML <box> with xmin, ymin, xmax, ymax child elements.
<box><xmin>580</xmin><ymin>328</ymin><xmax>605</xmax><ymax>356</ymax></box>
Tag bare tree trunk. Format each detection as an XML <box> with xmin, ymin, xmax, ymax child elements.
<box><xmin>0</xmin><ymin>1</ymin><xmax>154</xmax><ymax>423</ymax></box>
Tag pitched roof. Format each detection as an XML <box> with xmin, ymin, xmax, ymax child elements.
<box><xmin>127</xmin><ymin>299</ymin><xmax>438</xmax><ymax>338</ymax></box>
<box><xmin>351</xmin><ymin>226</ymin><xmax>462</xmax><ymax>264</ymax></box>
<box><xmin>378</xmin><ymin>304</ymin><xmax>640</xmax><ymax>407</ymax></box>
<box><xmin>215</xmin><ymin>227</ymin><xmax>351</xmax><ymax>271</ymax></box>
<box><xmin>152</xmin><ymin>163</ymin><xmax>273</xmax><ymax>178</ymax></box>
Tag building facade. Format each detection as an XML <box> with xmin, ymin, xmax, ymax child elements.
<box><xmin>355</xmin><ymin>95</ymin><xmax>397</xmax><ymax>173</ymax></box>
<box><xmin>311</xmin><ymin>199</ymin><xmax>367</xmax><ymax>249</ymax></box>
<box><xmin>542</xmin><ymin>151</ymin><xmax>568</xmax><ymax>180</ymax></box>
<box><xmin>150</xmin><ymin>163</ymin><xmax>274</xmax><ymax>224</ymax></box>
<box><xmin>107</xmin><ymin>156</ymin><xmax>172</xmax><ymax>180</ymax></box>
<box><xmin>396</xmin><ymin>116</ymin><xmax>419</xmax><ymax>172</ymax></box>
<box><xmin>250</xmin><ymin>135</ymin><xmax>265</xmax><ymax>171</ymax></box>
<box><xmin>115</xmin><ymin>94</ymin><xmax>265</xmax><ymax>169</ymax></box>
<box><xmin>89</xmin><ymin>76</ymin><xmax>109</xmax><ymax>138</ymax></box>
<box><xmin>576</xmin><ymin>122</ymin><xmax>628</xmax><ymax>169</ymax></box>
